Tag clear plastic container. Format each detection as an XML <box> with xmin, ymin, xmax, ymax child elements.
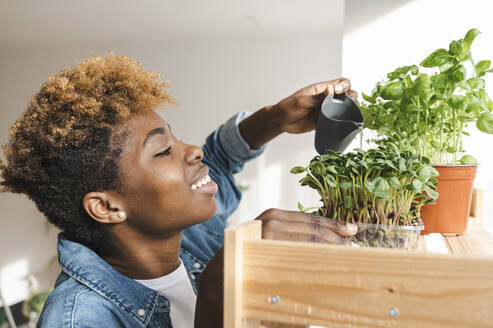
<box><xmin>349</xmin><ymin>218</ymin><xmax>424</xmax><ymax>250</ymax></box>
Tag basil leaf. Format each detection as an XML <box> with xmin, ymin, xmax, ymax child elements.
<box><xmin>476</xmin><ymin>112</ymin><xmax>493</xmax><ymax>134</ymax></box>
<box><xmin>459</xmin><ymin>155</ymin><xmax>478</xmax><ymax>165</ymax></box>
<box><xmin>462</xmin><ymin>28</ymin><xmax>481</xmax><ymax>55</ymax></box>
<box><xmin>449</xmin><ymin>40</ymin><xmax>463</xmax><ymax>56</ymax></box>
<box><xmin>362</xmin><ymin>92</ymin><xmax>376</xmax><ymax>104</ymax></box>
<box><xmin>420</xmin><ymin>48</ymin><xmax>449</xmax><ymax>67</ymax></box>
<box><xmin>475</xmin><ymin>60</ymin><xmax>491</xmax><ymax>76</ymax></box>
<box><xmin>381</xmin><ymin>81</ymin><xmax>403</xmax><ymax>100</ymax></box>
<box><xmin>467</xmin><ymin>77</ymin><xmax>485</xmax><ymax>90</ymax></box>
<box><xmin>411</xmin><ymin>74</ymin><xmax>431</xmax><ymax>97</ymax></box>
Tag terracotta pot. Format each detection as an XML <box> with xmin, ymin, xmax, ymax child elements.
<box><xmin>420</xmin><ymin>165</ymin><xmax>477</xmax><ymax>236</ymax></box>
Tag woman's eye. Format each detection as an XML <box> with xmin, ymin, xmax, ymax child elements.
<box><xmin>154</xmin><ymin>146</ymin><xmax>171</xmax><ymax>157</ymax></box>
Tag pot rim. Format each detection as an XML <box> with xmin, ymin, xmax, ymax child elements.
<box><xmin>355</xmin><ymin>218</ymin><xmax>424</xmax><ymax>231</ymax></box>
<box><xmin>431</xmin><ymin>164</ymin><xmax>479</xmax><ymax>167</ymax></box>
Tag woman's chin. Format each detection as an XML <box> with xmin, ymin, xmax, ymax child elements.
<box><xmin>194</xmin><ymin>199</ymin><xmax>218</xmax><ymax>224</ymax></box>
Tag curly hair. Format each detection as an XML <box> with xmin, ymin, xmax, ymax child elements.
<box><xmin>0</xmin><ymin>54</ymin><xmax>174</xmax><ymax>252</ymax></box>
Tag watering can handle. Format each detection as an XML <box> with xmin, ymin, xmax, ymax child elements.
<box><xmin>333</xmin><ymin>92</ymin><xmax>346</xmax><ymax>101</ymax></box>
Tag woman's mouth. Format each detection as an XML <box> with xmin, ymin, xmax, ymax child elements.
<box><xmin>191</xmin><ymin>174</ymin><xmax>218</xmax><ymax>194</ymax></box>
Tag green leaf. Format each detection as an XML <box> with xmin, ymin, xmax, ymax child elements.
<box><xmin>439</xmin><ymin>60</ymin><xmax>455</xmax><ymax>72</ymax></box>
<box><xmin>418</xmin><ymin>166</ymin><xmax>433</xmax><ymax>180</ymax></box>
<box><xmin>411</xmin><ymin>74</ymin><xmax>431</xmax><ymax>97</ymax></box>
<box><xmin>462</xmin><ymin>28</ymin><xmax>481</xmax><ymax>55</ymax></box>
<box><xmin>362</xmin><ymin>92</ymin><xmax>376</xmax><ymax>104</ymax></box>
<box><xmin>373</xmin><ymin>189</ymin><xmax>390</xmax><ymax>200</ymax></box>
<box><xmin>446</xmin><ymin>146</ymin><xmax>457</xmax><ymax>153</ymax></box>
<box><xmin>459</xmin><ymin>155</ymin><xmax>478</xmax><ymax>165</ymax></box>
<box><xmin>425</xmin><ymin>188</ymin><xmax>439</xmax><ymax>200</ymax></box>
<box><xmin>431</xmin><ymin>140</ymin><xmax>442</xmax><ymax>149</ymax></box>
<box><xmin>476</xmin><ymin>112</ymin><xmax>493</xmax><ymax>134</ymax></box>
<box><xmin>398</xmin><ymin>158</ymin><xmax>407</xmax><ymax>172</ymax></box>
<box><xmin>388</xmin><ymin>176</ymin><xmax>402</xmax><ymax>190</ymax></box>
<box><xmin>374</xmin><ymin>177</ymin><xmax>390</xmax><ymax>191</ymax></box>
<box><xmin>450</xmin><ymin>65</ymin><xmax>466</xmax><ymax>82</ymax></box>
<box><xmin>449</xmin><ymin>39</ymin><xmax>463</xmax><ymax>56</ymax></box>
<box><xmin>412</xmin><ymin>179</ymin><xmax>423</xmax><ymax>191</ymax></box>
<box><xmin>297</xmin><ymin>201</ymin><xmax>306</xmax><ymax>211</ymax></box>
<box><xmin>311</xmin><ymin>162</ymin><xmax>325</xmax><ymax>176</ymax></box>
<box><xmin>326</xmin><ymin>165</ymin><xmax>338</xmax><ymax>175</ymax></box>
<box><xmin>299</xmin><ymin>176</ymin><xmax>319</xmax><ymax>190</ymax></box>
<box><xmin>387</xmin><ymin>65</ymin><xmax>419</xmax><ymax>80</ymax></box>
<box><xmin>447</xmin><ymin>95</ymin><xmax>467</xmax><ymax>110</ymax></box>
<box><xmin>290</xmin><ymin>166</ymin><xmax>306</xmax><ymax>174</ymax></box>
<box><xmin>420</xmin><ymin>48</ymin><xmax>449</xmax><ymax>67</ymax></box>
<box><xmin>467</xmin><ymin>77</ymin><xmax>485</xmax><ymax>90</ymax></box>
<box><xmin>381</xmin><ymin>81</ymin><xmax>404</xmax><ymax>100</ymax></box>
<box><xmin>431</xmin><ymin>73</ymin><xmax>448</xmax><ymax>91</ymax></box>
<box><xmin>363</xmin><ymin>180</ymin><xmax>373</xmax><ymax>192</ymax></box>
<box><xmin>325</xmin><ymin>175</ymin><xmax>337</xmax><ymax>187</ymax></box>
<box><xmin>475</xmin><ymin>60</ymin><xmax>491</xmax><ymax>76</ymax></box>
<box><xmin>338</xmin><ymin>181</ymin><xmax>352</xmax><ymax>190</ymax></box>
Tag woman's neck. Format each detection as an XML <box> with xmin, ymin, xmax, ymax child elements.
<box><xmin>100</xmin><ymin>229</ymin><xmax>183</xmax><ymax>280</ymax></box>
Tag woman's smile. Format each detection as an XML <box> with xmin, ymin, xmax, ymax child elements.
<box><xmin>191</xmin><ymin>175</ymin><xmax>218</xmax><ymax>194</ymax></box>
<box><xmin>190</xmin><ymin>165</ymin><xmax>219</xmax><ymax>194</ymax></box>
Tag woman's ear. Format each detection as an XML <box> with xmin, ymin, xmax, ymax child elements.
<box><xmin>82</xmin><ymin>191</ymin><xmax>128</xmax><ymax>224</ymax></box>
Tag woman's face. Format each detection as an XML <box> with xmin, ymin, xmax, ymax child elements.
<box><xmin>116</xmin><ymin>110</ymin><xmax>218</xmax><ymax>236</ymax></box>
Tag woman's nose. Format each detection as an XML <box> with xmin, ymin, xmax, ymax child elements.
<box><xmin>184</xmin><ymin>143</ymin><xmax>204</xmax><ymax>165</ymax></box>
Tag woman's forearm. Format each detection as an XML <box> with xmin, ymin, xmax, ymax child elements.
<box><xmin>238</xmin><ymin>105</ymin><xmax>283</xmax><ymax>149</ymax></box>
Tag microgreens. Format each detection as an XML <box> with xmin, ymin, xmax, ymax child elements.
<box><xmin>291</xmin><ymin>143</ymin><xmax>438</xmax><ymax>226</ymax></box>
<box><xmin>360</xmin><ymin>28</ymin><xmax>493</xmax><ymax>165</ymax></box>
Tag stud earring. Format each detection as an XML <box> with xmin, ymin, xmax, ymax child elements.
<box><xmin>118</xmin><ymin>211</ymin><xmax>126</xmax><ymax>218</ymax></box>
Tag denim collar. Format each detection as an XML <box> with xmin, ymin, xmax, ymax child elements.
<box><xmin>57</xmin><ymin>233</ymin><xmax>169</xmax><ymax>326</ymax></box>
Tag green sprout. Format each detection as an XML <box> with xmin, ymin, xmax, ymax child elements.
<box><xmin>291</xmin><ymin>143</ymin><xmax>438</xmax><ymax>227</ymax></box>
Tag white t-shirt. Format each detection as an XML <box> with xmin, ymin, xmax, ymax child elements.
<box><xmin>135</xmin><ymin>260</ymin><xmax>196</xmax><ymax>327</ymax></box>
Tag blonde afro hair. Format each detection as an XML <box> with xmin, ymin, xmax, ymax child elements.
<box><xmin>1</xmin><ymin>53</ymin><xmax>174</xmax><ymax>251</ymax></box>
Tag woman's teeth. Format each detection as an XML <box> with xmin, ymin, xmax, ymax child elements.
<box><xmin>191</xmin><ymin>175</ymin><xmax>212</xmax><ymax>190</ymax></box>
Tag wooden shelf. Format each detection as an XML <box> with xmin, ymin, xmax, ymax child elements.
<box><xmin>224</xmin><ymin>190</ymin><xmax>493</xmax><ymax>328</ymax></box>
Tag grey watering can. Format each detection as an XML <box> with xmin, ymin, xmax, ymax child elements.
<box><xmin>314</xmin><ymin>92</ymin><xmax>363</xmax><ymax>154</ymax></box>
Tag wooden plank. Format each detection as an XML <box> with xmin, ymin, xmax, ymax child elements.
<box><xmin>242</xmin><ymin>239</ymin><xmax>493</xmax><ymax>327</ymax></box>
<box><xmin>417</xmin><ymin>236</ymin><xmax>427</xmax><ymax>252</ymax></box>
<box><xmin>469</xmin><ymin>189</ymin><xmax>484</xmax><ymax>224</ymax></box>
<box><xmin>224</xmin><ymin>220</ymin><xmax>262</xmax><ymax>328</ymax></box>
<box><xmin>444</xmin><ymin>219</ymin><xmax>493</xmax><ymax>257</ymax></box>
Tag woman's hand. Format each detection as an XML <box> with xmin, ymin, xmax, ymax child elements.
<box><xmin>274</xmin><ymin>78</ymin><xmax>358</xmax><ymax>134</ymax></box>
<box><xmin>239</xmin><ymin>78</ymin><xmax>358</xmax><ymax>149</ymax></box>
<box><xmin>255</xmin><ymin>208</ymin><xmax>358</xmax><ymax>246</ymax></box>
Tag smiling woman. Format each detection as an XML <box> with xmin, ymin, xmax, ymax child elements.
<box><xmin>0</xmin><ymin>53</ymin><xmax>359</xmax><ymax>327</ymax></box>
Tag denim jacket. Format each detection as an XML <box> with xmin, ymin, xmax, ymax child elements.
<box><xmin>37</xmin><ymin>111</ymin><xmax>265</xmax><ymax>328</ymax></box>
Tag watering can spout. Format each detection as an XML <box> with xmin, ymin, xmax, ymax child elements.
<box><xmin>315</xmin><ymin>92</ymin><xmax>364</xmax><ymax>154</ymax></box>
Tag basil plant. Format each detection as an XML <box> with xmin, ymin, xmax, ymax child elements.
<box><xmin>291</xmin><ymin>143</ymin><xmax>438</xmax><ymax>226</ymax></box>
<box><xmin>360</xmin><ymin>28</ymin><xmax>493</xmax><ymax>165</ymax></box>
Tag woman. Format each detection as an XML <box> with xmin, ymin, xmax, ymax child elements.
<box><xmin>0</xmin><ymin>54</ymin><xmax>357</xmax><ymax>327</ymax></box>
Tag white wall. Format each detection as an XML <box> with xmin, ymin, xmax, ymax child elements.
<box><xmin>0</xmin><ymin>2</ymin><xmax>344</xmax><ymax>305</ymax></box>
<box><xmin>343</xmin><ymin>0</ymin><xmax>493</xmax><ymax>234</ymax></box>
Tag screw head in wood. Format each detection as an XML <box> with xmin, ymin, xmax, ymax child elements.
<box><xmin>388</xmin><ymin>307</ymin><xmax>399</xmax><ymax>318</ymax></box>
<box><xmin>269</xmin><ymin>295</ymin><xmax>280</xmax><ymax>304</ymax></box>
